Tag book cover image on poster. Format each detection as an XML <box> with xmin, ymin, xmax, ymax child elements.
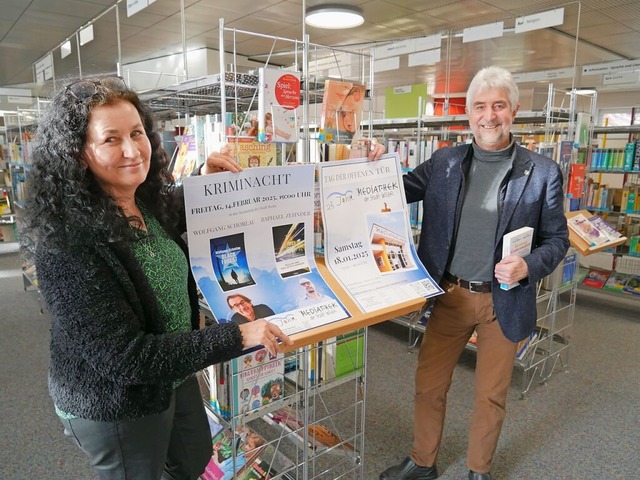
<box><xmin>367</xmin><ymin>210</ymin><xmax>417</xmax><ymax>273</ymax></box>
<box><xmin>210</xmin><ymin>233</ymin><xmax>256</xmax><ymax>292</ymax></box>
<box><xmin>272</xmin><ymin>223</ymin><xmax>311</xmax><ymax>278</ymax></box>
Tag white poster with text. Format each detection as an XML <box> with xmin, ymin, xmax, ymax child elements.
<box><xmin>318</xmin><ymin>154</ymin><xmax>443</xmax><ymax>313</ymax></box>
<box><xmin>183</xmin><ymin>165</ymin><xmax>349</xmax><ymax>336</ymax></box>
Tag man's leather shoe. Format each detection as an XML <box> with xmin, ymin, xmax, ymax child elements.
<box><xmin>469</xmin><ymin>470</ymin><xmax>493</xmax><ymax>480</ymax></box>
<box><xmin>379</xmin><ymin>457</ymin><xmax>438</xmax><ymax>480</ymax></box>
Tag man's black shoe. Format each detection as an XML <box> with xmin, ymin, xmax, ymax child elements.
<box><xmin>469</xmin><ymin>470</ymin><xmax>493</xmax><ymax>480</ymax></box>
<box><xmin>379</xmin><ymin>457</ymin><xmax>438</xmax><ymax>480</ymax></box>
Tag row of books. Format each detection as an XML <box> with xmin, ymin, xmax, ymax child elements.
<box><xmin>620</xmin><ymin>184</ymin><xmax>640</xmax><ymax>214</ymax></box>
<box><xmin>583</xmin><ymin>181</ymin><xmax>615</xmax><ymax>211</ymax></box>
<box><xmin>168</xmin><ymin>70</ymin><xmax>373</xmax><ymax>180</ymax></box>
<box><xmin>209</xmin><ymin>332</ymin><xmax>365</xmax><ymax>421</ymax></box>
<box><xmin>1</xmin><ymin>132</ymin><xmax>35</xmax><ymax>165</ymax></box>
<box><xmin>589</xmin><ymin>141</ymin><xmax>640</xmax><ymax>172</ymax></box>
<box><xmin>579</xmin><ymin>267</ymin><xmax>640</xmax><ymax>295</ymax></box>
<box><xmin>386</xmin><ymin>137</ymin><xmax>460</xmax><ymax>169</ymax></box>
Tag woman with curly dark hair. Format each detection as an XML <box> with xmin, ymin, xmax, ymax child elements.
<box><xmin>21</xmin><ymin>75</ymin><xmax>291</xmax><ymax>480</ymax></box>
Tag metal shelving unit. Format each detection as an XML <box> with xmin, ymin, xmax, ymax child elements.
<box><xmin>182</xmin><ymin>22</ymin><xmax>378</xmax><ymax>479</ymax></box>
<box><xmin>139</xmin><ymin>72</ymin><xmax>260</xmax><ymax>120</ymax></box>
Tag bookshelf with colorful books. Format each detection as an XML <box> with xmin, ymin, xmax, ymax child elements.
<box><xmin>0</xmin><ymin>160</ymin><xmax>17</xmax><ymax>243</ymax></box>
<box><xmin>2</xmin><ymin>107</ymin><xmax>46</xmax><ymax>293</ymax></box>
<box><xmin>578</xmin><ymin>123</ymin><xmax>640</xmax><ymax>303</ymax></box>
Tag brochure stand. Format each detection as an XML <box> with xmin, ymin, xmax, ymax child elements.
<box><xmin>565</xmin><ymin>209</ymin><xmax>627</xmax><ymax>256</ymax></box>
<box><xmin>203</xmin><ymin>258</ymin><xmax>425</xmax><ymax>479</ymax></box>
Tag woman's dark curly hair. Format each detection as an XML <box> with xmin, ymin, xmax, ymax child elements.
<box><xmin>20</xmin><ymin>76</ymin><xmax>181</xmax><ymax>252</ymax></box>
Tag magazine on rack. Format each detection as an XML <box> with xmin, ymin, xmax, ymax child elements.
<box><xmin>567</xmin><ymin>213</ymin><xmax>611</xmax><ymax>247</ymax></box>
<box><xmin>320</xmin><ymin>79</ymin><xmax>366</xmax><ymax>144</ymax></box>
<box><xmin>257</xmin><ymin>67</ymin><xmax>300</xmax><ymax>143</ymax></box>
<box><xmin>203</xmin><ymin>409</ymin><xmax>295</xmax><ymax>479</ymax></box>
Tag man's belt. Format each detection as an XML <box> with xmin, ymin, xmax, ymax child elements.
<box><xmin>443</xmin><ymin>271</ymin><xmax>492</xmax><ymax>293</ymax></box>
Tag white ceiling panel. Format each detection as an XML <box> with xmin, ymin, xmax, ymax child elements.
<box><xmin>0</xmin><ymin>0</ymin><xmax>637</xmax><ymax>97</ymax></box>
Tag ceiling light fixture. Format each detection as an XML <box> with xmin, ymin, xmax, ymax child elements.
<box><xmin>566</xmin><ymin>87</ymin><xmax>597</xmax><ymax>95</ymax></box>
<box><xmin>305</xmin><ymin>4</ymin><xmax>364</xmax><ymax>29</ymax></box>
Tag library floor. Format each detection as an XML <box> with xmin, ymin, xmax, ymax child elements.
<box><xmin>0</xmin><ymin>247</ymin><xmax>638</xmax><ymax>480</ymax></box>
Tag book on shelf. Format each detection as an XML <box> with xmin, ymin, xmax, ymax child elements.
<box><xmin>581</xmin><ymin>268</ymin><xmax>611</xmax><ymax>289</ymax></box>
<box><xmin>561</xmin><ymin>250</ymin><xmax>578</xmax><ymax>286</ymax></box>
<box><xmin>632</xmin><ymin>139</ymin><xmax>640</xmax><ymax>172</ymax></box>
<box><xmin>567</xmin><ymin>163</ymin><xmax>586</xmax><ymax>199</ymax></box>
<box><xmin>231</xmin><ymin>350</ymin><xmax>284</xmax><ymax>417</ymax></box>
<box><xmin>211</xmin><ymin>349</ymin><xmax>284</xmax><ymax>420</ymax></box>
<box><xmin>324</xmin><ymin>330</ymin><xmax>365</xmax><ymax>380</ymax></box>
<box><xmin>629</xmin><ymin>236</ymin><xmax>640</xmax><ymax>257</ymax></box>
<box><xmin>0</xmin><ymin>194</ymin><xmax>10</xmax><ymax>215</ymax></box>
<box><xmin>602</xmin><ymin>271</ymin><xmax>631</xmax><ymax>293</ymax></box>
<box><xmin>500</xmin><ymin>226</ymin><xmax>534</xmax><ymax>290</ymax></box>
<box><xmin>623</xmin><ymin>274</ymin><xmax>640</xmax><ymax>295</ymax></box>
<box><xmin>576</xmin><ymin>266</ymin><xmax>589</xmax><ymax>284</ymax></box>
<box><xmin>257</xmin><ymin>68</ymin><xmax>300</xmax><ymax>143</ymax></box>
<box><xmin>171</xmin><ymin>125</ymin><xmax>197</xmax><ymax>181</ymax></box>
<box><xmin>557</xmin><ymin>140</ymin><xmax>573</xmax><ymax>183</ymax></box>
<box><xmin>227</xmin><ymin>137</ymin><xmax>278</xmax><ymax>168</ymax></box>
<box><xmin>320</xmin><ymin>79</ymin><xmax>366</xmax><ymax>144</ymax></box>
<box><xmin>515</xmin><ymin>330</ymin><xmax>538</xmax><ymax>361</ymax></box>
<box><xmin>623</xmin><ymin>145</ymin><xmax>633</xmax><ymax>170</ymax></box>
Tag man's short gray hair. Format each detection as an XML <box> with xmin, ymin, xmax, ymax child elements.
<box><xmin>466</xmin><ymin>66</ymin><xmax>519</xmax><ymax>112</ymax></box>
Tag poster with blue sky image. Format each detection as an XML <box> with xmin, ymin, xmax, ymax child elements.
<box><xmin>183</xmin><ymin>165</ymin><xmax>349</xmax><ymax>336</ymax></box>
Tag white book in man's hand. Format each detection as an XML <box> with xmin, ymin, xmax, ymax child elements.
<box><xmin>500</xmin><ymin>226</ymin><xmax>534</xmax><ymax>290</ymax></box>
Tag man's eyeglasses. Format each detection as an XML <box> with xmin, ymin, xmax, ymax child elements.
<box><xmin>229</xmin><ymin>299</ymin><xmax>250</xmax><ymax>310</ymax></box>
<box><xmin>65</xmin><ymin>76</ymin><xmax>128</xmax><ymax>101</ymax></box>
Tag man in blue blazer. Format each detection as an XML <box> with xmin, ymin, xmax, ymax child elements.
<box><xmin>379</xmin><ymin>66</ymin><xmax>569</xmax><ymax>480</ymax></box>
